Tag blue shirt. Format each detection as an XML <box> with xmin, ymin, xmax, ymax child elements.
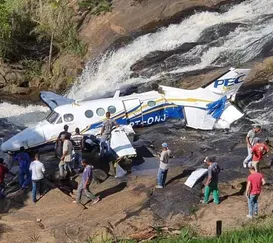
<box><xmin>81</xmin><ymin>165</ymin><xmax>93</xmax><ymax>184</ymax></box>
<box><xmin>14</xmin><ymin>152</ymin><xmax>31</xmax><ymax>171</ymax></box>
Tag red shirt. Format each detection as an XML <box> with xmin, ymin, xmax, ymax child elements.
<box><xmin>248</xmin><ymin>172</ymin><xmax>264</xmax><ymax>195</ymax></box>
<box><xmin>252</xmin><ymin>143</ymin><xmax>269</xmax><ymax>161</ymax></box>
<box><xmin>0</xmin><ymin>164</ymin><xmax>9</xmax><ymax>183</ymax></box>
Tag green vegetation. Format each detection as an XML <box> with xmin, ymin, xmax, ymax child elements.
<box><xmin>0</xmin><ymin>0</ymin><xmax>112</xmax><ymax>79</ymax></box>
<box><xmin>149</xmin><ymin>226</ymin><xmax>273</xmax><ymax>243</ymax></box>
<box><xmin>100</xmin><ymin>216</ymin><xmax>273</xmax><ymax>243</ymax></box>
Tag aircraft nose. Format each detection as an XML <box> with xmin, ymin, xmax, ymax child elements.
<box><xmin>0</xmin><ymin>141</ymin><xmax>9</xmax><ymax>152</ymax></box>
<box><xmin>0</xmin><ymin>136</ymin><xmax>23</xmax><ymax>152</ymax></box>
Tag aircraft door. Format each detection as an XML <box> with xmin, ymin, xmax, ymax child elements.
<box><xmin>122</xmin><ymin>99</ymin><xmax>143</xmax><ymax>126</ymax></box>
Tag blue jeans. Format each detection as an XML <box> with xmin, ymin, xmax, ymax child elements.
<box><xmin>100</xmin><ymin>138</ymin><xmax>111</xmax><ymax>157</ymax></box>
<box><xmin>19</xmin><ymin>169</ymin><xmax>31</xmax><ymax>188</ymax></box>
<box><xmin>32</xmin><ymin>179</ymin><xmax>44</xmax><ymax>202</ymax></box>
<box><xmin>243</xmin><ymin>146</ymin><xmax>252</xmax><ymax>166</ymax></box>
<box><xmin>72</xmin><ymin>151</ymin><xmax>82</xmax><ymax>169</ymax></box>
<box><xmin>59</xmin><ymin>162</ymin><xmax>72</xmax><ymax>178</ymax></box>
<box><xmin>0</xmin><ymin>182</ymin><xmax>5</xmax><ymax>198</ymax></box>
<box><xmin>248</xmin><ymin>194</ymin><xmax>259</xmax><ymax>216</ymax></box>
<box><xmin>157</xmin><ymin>168</ymin><xmax>168</xmax><ymax>187</ymax></box>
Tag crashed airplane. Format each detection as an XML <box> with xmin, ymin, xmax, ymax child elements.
<box><xmin>1</xmin><ymin>68</ymin><xmax>250</xmax><ymax>153</ymax></box>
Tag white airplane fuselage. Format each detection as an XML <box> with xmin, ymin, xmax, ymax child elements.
<box><xmin>1</xmin><ymin>68</ymin><xmax>250</xmax><ymax>152</ymax></box>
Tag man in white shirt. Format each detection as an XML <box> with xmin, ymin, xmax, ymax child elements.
<box><xmin>29</xmin><ymin>154</ymin><xmax>45</xmax><ymax>203</ymax></box>
<box><xmin>156</xmin><ymin>142</ymin><xmax>172</xmax><ymax>189</ymax></box>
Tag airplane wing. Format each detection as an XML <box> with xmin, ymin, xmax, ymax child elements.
<box><xmin>40</xmin><ymin>91</ymin><xmax>75</xmax><ymax>110</ymax></box>
<box><xmin>110</xmin><ymin>125</ymin><xmax>136</xmax><ymax>158</ymax></box>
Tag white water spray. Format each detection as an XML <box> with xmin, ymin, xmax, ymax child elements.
<box><xmin>68</xmin><ymin>0</ymin><xmax>273</xmax><ymax>99</ymax></box>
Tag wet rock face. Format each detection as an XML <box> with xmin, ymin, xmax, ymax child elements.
<box><xmin>150</xmin><ymin>184</ymin><xmax>201</xmax><ymax>218</ymax></box>
<box><xmin>130</xmin><ymin>43</ymin><xmax>200</xmax><ymax>72</ymax></box>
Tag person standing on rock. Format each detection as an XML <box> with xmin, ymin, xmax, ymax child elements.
<box><xmin>201</xmin><ymin>157</ymin><xmax>221</xmax><ymax>205</ymax></box>
<box><xmin>73</xmin><ymin>159</ymin><xmax>100</xmax><ymax>205</ymax></box>
<box><xmin>156</xmin><ymin>143</ymin><xmax>172</xmax><ymax>189</ymax></box>
<box><xmin>243</xmin><ymin>125</ymin><xmax>261</xmax><ymax>168</ymax></box>
<box><xmin>29</xmin><ymin>154</ymin><xmax>45</xmax><ymax>203</ymax></box>
<box><xmin>100</xmin><ymin>112</ymin><xmax>119</xmax><ymax>157</ymax></box>
<box><xmin>246</xmin><ymin>165</ymin><xmax>266</xmax><ymax>219</ymax></box>
<box><xmin>59</xmin><ymin>134</ymin><xmax>73</xmax><ymax>179</ymax></box>
<box><xmin>56</xmin><ymin>125</ymin><xmax>71</xmax><ymax>159</ymax></box>
<box><xmin>250</xmin><ymin>137</ymin><xmax>269</xmax><ymax>172</ymax></box>
<box><xmin>71</xmin><ymin>128</ymin><xmax>84</xmax><ymax>170</ymax></box>
<box><xmin>14</xmin><ymin>146</ymin><xmax>31</xmax><ymax>189</ymax></box>
<box><xmin>0</xmin><ymin>158</ymin><xmax>15</xmax><ymax>198</ymax></box>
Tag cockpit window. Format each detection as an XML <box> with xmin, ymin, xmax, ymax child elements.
<box><xmin>64</xmin><ymin>113</ymin><xmax>74</xmax><ymax>122</ymax></box>
<box><xmin>46</xmin><ymin>111</ymin><xmax>59</xmax><ymax>124</ymax></box>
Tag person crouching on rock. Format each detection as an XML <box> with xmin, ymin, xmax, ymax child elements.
<box><xmin>245</xmin><ymin>165</ymin><xmax>266</xmax><ymax>219</ymax></box>
<box><xmin>250</xmin><ymin>137</ymin><xmax>269</xmax><ymax>172</ymax></box>
<box><xmin>156</xmin><ymin>143</ymin><xmax>172</xmax><ymax>189</ymax></box>
<box><xmin>73</xmin><ymin>159</ymin><xmax>100</xmax><ymax>205</ymax></box>
<box><xmin>201</xmin><ymin>157</ymin><xmax>221</xmax><ymax>205</ymax></box>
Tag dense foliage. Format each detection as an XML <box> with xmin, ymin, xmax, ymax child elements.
<box><xmin>0</xmin><ymin>0</ymin><xmax>112</xmax><ymax>62</ymax></box>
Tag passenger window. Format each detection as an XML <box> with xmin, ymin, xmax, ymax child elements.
<box><xmin>108</xmin><ymin>106</ymin><xmax>116</xmax><ymax>114</ymax></box>
<box><xmin>96</xmin><ymin>108</ymin><xmax>105</xmax><ymax>116</ymax></box>
<box><xmin>85</xmin><ymin>110</ymin><xmax>94</xmax><ymax>118</ymax></box>
<box><xmin>64</xmin><ymin>113</ymin><xmax>74</xmax><ymax>122</ymax></box>
<box><xmin>147</xmin><ymin>100</ymin><xmax>156</xmax><ymax>107</ymax></box>
<box><xmin>56</xmin><ymin>117</ymin><xmax>63</xmax><ymax>124</ymax></box>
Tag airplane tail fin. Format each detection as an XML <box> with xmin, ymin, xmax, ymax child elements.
<box><xmin>203</xmin><ymin>68</ymin><xmax>250</xmax><ymax>99</ymax></box>
<box><xmin>40</xmin><ymin>91</ymin><xmax>75</xmax><ymax>110</ymax></box>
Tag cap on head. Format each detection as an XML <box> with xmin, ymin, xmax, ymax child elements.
<box><xmin>204</xmin><ymin>156</ymin><xmax>215</xmax><ymax>163</ymax></box>
<box><xmin>253</xmin><ymin>137</ymin><xmax>260</xmax><ymax>145</ymax></box>
<box><xmin>64</xmin><ymin>125</ymin><xmax>69</xmax><ymax>131</ymax></box>
<box><xmin>162</xmin><ymin>142</ymin><xmax>168</xmax><ymax>148</ymax></box>
<box><xmin>20</xmin><ymin>146</ymin><xmax>25</xmax><ymax>152</ymax></box>
<box><xmin>254</xmin><ymin>125</ymin><xmax>261</xmax><ymax>132</ymax></box>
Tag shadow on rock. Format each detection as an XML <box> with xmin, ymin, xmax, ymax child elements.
<box><xmin>97</xmin><ymin>182</ymin><xmax>127</xmax><ymax>200</ymax></box>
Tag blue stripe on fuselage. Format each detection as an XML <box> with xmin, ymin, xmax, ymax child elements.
<box><xmin>85</xmin><ymin>103</ymin><xmax>184</xmax><ymax>132</ymax></box>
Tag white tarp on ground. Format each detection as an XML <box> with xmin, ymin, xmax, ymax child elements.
<box><xmin>110</xmin><ymin>125</ymin><xmax>136</xmax><ymax>158</ymax></box>
<box><xmin>184</xmin><ymin>168</ymin><xmax>208</xmax><ymax>188</ymax></box>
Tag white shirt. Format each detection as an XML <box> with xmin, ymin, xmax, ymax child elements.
<box><xmin>29</xmin><ymin>160</ymin><xmax>45</xmax><ymax>180</ymax></box>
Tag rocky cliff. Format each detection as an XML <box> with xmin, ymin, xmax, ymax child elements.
<box><xmin>0</xmin><ymin>0</ymin><xmax>247</xmax><ymax>98</ymax></box>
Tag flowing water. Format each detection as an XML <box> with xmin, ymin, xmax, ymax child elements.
<box><xmin>1</xmin><ymin>0</ymin><xmax>273</xmax><ymax>154</ymax></box>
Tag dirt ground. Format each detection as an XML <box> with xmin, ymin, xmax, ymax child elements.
<box><xmin>1</xmin><ymin>161</ymin><xmax>273</xmax><ymax>243</ymax></box>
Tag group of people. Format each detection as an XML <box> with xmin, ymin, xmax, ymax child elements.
<box><xmin>54</xmin><ymin>111</ymin><xmax>118</xmax><ymax>204</ymax></box>
<box><xmin>0</xmin><ymin>113</ymin><xmax>270</xmax><ymax>217</ymax></box>
<box><xmin>193</xmin><ymin>125</ymin><xmax>269</xmax><ymax>219</ymax></box>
